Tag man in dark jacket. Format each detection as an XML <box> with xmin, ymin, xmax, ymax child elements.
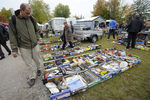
<box><xmin>0</xmin><ymin>24</ymin><xmax>11</xmax><ymax>60</ymax></box>
<box><xmin>62</xmin><ymin>22</ymin><xmax>73</xmax><ymax>50</ymax></box>
<box><xmin>9</xmin><ymin>3</ymin><xmax>41</xmax><ymax>87</ymax></box>
<box><xmin>126</xmin><ymin>13</ymin><xmax>144</xmax><ymax>49</ymax></box>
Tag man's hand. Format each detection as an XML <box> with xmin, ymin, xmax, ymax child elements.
<box><xmin>12</xmin><ymin>52</ymin><xmax>19</xmax><ymax>58</ymax></box>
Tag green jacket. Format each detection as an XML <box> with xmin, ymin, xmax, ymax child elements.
<box><xmin>9</xmin><ymin>10</ymin><xmax>39</xmax><ymax>52</ymax></box>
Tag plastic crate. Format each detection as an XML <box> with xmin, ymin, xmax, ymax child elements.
<box><xmin>64</xmin><ymin>75</ymin><xmax>88</xmax><ymax>95</ymax></box>
<box><xmin>136</xmin><ymin>41</ymin><xmax>145</xmax><ymax>45</ymax></box>
<box><xmin>78</xmin><ymin>70</ymin><xmax>101</xmax><ymax>88</ymax></box>
<box><xmin>50</xmin><ymin>89</ymin><xmax>71</xmax><ymax>100</ymax></box>
<box><xmin>112</xmin><ymin>70</ymin><xmax>122</xmax><ymax>77</ymax></box>
<box><xmin>100</xmin><ymin>72</ymin><xmax>113</xmax><ymax>81</ymax></box>
<box><xmin>89</xmin><ymin>64</ymin><xmax>113</xmax><ymax>81</ymax></box>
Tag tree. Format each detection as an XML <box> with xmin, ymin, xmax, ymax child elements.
<box><xmin>92</xmin><ymin>0</ymin><xmax>132</xmax><ymax>23</ymax></box>
<box><xmin>118</xmin><ymin>5</ymin><xmax>132</xmax><ymax>23</ymax></box>
<box><xmin>108</xmin><ymin>0</ymin><xmax>120</xmax><ymax>20</ymax></box>
<box><xmin>131</xmin><ymin>0</ymin><xmax>150</xmax><ymax>20</ymax></box>
<box><xmin>92</xmin><ymin>0</ymin><xmax>121</xmax><ymax>20</ymax></box>
<box><xmin>73</xmin><ymin>15</ymin><xmax>79</xmax><ymax>19</ymax></box>
<box><xmin>53</xmin><ymin>3</ymin><xmax>70</xmax><ymax>18</ymax></box>
<box><xmin>0</xmin><ymin>7</ymin><xmax>12</xmax><ymax>21</ymax></box>
<box><xmin>30</xmin><ymin>0</ymin><xmax>51</xmax><ymax>23</ymax></box>
<box><xmin>92</xmin><ymin>0</ymin><xmax>110</xmax><ymax>19</ymax></box>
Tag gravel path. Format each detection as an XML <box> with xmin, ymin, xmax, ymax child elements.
<box><xmin>0</xmin><ymin>42</ymin><xmax>50</xmax><ymax>100</ymax></box>
<box><xmin>0</xmin><ymin>42</ymin><xmax>75</xmax><ymax>100</ymax></box>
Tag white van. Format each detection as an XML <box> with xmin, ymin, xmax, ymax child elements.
<box><xmin>66</xmin><ymin>17</ymin><xmax>77</xmax><ymax>25</ymax></box>
<box><xmin>37</xmin><ymin>23</ymin><xmax>44</xmax><ymax>30</ymax></box>
<box><xmin>48</xmin><ymin>17</ymin><xmax>66</xmax><ymax>34</ymax></box>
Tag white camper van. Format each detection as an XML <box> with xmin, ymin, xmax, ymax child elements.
<box><xmin>37</xmin><ymin>23</ymin><xmax>44</xmax><ymax>30</ymax></box>
<box><xmin>66</xmin><ymin>17</ymin><xmax>77</xmax><ymax>25</ymax></box>
<box><xmin>48</xmin><ymin>17</ymin><xmax>66</xmax><ymax>34</ymax></box>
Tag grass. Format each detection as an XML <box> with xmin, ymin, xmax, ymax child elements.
<box><xmin>41</xmin><ymin>35</ymin><xmax>150</xmax><ymax>100</ymax></box>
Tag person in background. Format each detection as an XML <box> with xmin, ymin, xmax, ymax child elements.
<box><xmin>0</xmin><ymin>24</ymin><xmax>11</xmax><ymax>60</ymax></box>
<box><xmin>9</xmin><ymin>3</ymin><xmax>42</xmax><ymax>87</ymax></box>
<box><xmin>70</xmin><ymin>21</ymin><xmax>74</xmax><ymax>33</ymax></box>
<box><xmin>118</xmin><ymin>22</ymin><xmax>123</xmax><ymax>35</ymax></box>
<box><xmin>107</xmin><ymin>18</ymin><xmax>117</xmax><ymax>40</ymax></box>
<box><xmin>39</xmin><ymin>30</ymin><xmax>44</xmax><ymax>39</ymax></box>
<box><xmin>62</xmin><ymin>22</ymin><xmax>73</xmax><ymax>50</ymax></box>
<box><xmin>95</xmin><ymin>24</ymin><xmax>100</xmax><ymax>30</ymax></box>
<box><xmin>45</xmin><ymin>25</ymin><xmax>49</xmax><ymax>38</ymax></box>
<box><xmin>126</xmin><ymin>13</ymin><xmax>144</xmax><ymax>49</ymax></box>
<box><xmin>99</xmin><ymin>22</ymin><xmax>107</xmax><ymax>37</ymax></box>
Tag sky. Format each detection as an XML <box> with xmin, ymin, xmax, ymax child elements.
<box><xmin>0</xmin><ymin>0</ymin><xmax>134</xmax><ymax>18</ymax></box>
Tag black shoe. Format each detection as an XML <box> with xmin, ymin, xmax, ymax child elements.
<box><xmin>0</xmin><ymin>56</ymin><xmax>5</xmax><ymax>60</ymax></box>
<box><xmin>126</xmin><ymin>46</ymin><xmax>130</xmax><ymax>49</ymax></box>
<box><xmin>70</xmin><ymin>46</ymin><xmax>74</xmax><ymax>48</ymax></box>
<box><xmin>8</xmin><ymin>52</ymin><xmax>11</xmax><ymax>55</ymax></box>
<box><xmin>37</xmin><ymin>70</ymin><xmax>41</xmax><ymax>76</ymax></box>
<box><xmin>27</xmin><ymin>79</ymin><xmax>35</xmax><ymax>87</ymax></box>
<box><xmin>126</xmin><ymin>47</ymin><xmax>129</xmax><ymax>50</ymax></box>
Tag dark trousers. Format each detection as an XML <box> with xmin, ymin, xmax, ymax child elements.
<box><xmin>40</xmin><ymin>33</ymin><xmax>43</xmax><ymax>38</ymax></box>
<box><xmin>62</xmin><ymin>41</ymin><xmax>73</xmax><ymax>49</ymax></box>
<box><xmin>0</xmin><ymin>43</ymin><xmax>11</xmax><ymax>57</ymax></box>
<box><xmin>0</xmin><ymin>46</ymin><xmax>4</xmax><ymax>57</ymax></box>
<box><xmin>108</xmin><ymin>29</ymin><xmax>116</xmax><ymax>39</ymax></box>
<box><xmin>126</xmin><ymin>32</ymin><xmax>137</xmax><ymax>49</ymax></box>
<box><xmin>46</xmin><ymin>33</ymin><xmax>48</xmax><ymax>38</ymax></box>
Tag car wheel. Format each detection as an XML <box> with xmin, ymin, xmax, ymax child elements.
<box><xmin>87</xmin><ymin>37</ymin><xmax>91</xmax><ymax>41</ymax></box>
<box><xmin>91</xmin><ymin>36</ymin><xmax>98</xmax><ymax>43</ymax></box>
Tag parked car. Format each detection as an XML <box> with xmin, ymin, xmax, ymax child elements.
<box><xmin>73</xmin><ymin>23</ymin><xmax>103</xmax><ymax>43</ymax></box>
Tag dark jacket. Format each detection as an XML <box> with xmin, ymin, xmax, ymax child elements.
<box><xmin>127</xmin><ymin>17</ymin><xmax>144</xmax><ymax>33</ymax></box>
<box><xmin>70</xmin><ymin>24</ymin><xmax>74</xmax><ymax>33</ymax></box>
<box><xmin>0</xmin><ymin>24</ymin><xmax>8</xmax><ymax>44</ymax></box>
<box><xmin>9</xmin><ymin>10</ymin><xmax>39</xmax><ymax>52</ymax></box>
<box><xmin>63</xmin><ymin>24</ymin><xmax>73</xmax><ymax>42</ymax></box>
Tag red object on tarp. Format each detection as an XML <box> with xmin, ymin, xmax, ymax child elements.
<box><xmin>128</xmin><ymin>54</ymin><xmax>132</xmax><ymax>56</ymax></box>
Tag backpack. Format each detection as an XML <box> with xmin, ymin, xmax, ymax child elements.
<box><xmin>11</xmin><ymin>15</ymin><xmax>37</xmax><ymax>33</ymax></box>
<box><xmin>0</xmin><ymin>24</ymin><xmax>9</xmax><ymax>41</ymax></box>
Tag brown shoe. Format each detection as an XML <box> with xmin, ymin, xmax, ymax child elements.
<box><xmin>37</xmin><ymin>70</ymin><xmax>41</xmax><ymax>76</ymax></box>
<box><xmin>27</xmin><ymin>79</ymin><xmax>35</xmax><ymax>87</ymax></box>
